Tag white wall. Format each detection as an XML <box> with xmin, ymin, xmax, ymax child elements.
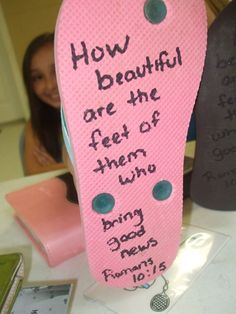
<box><xmin>0</xmin><ymin>5</ymin><xmax>28</xmax><ymax>123</ymax></box>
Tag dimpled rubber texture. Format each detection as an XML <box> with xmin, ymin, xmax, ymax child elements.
<box><xmin>55</xmin><ymin>0</ymin><xmax>207</xmax><ymax>287</ymax></box>
<box><xmin>191</xmin><ymin>0</ymin><xmax>236</xmax><ymax>211</ymax></box>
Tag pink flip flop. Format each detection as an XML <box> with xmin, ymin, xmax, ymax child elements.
<box><xmin>55</xmin><ymin>0</ymin><xmax>207</xmax><ymax>287</ymax></box>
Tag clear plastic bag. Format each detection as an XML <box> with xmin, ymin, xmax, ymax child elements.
<box><xmin>84</xmin><ymin>224</ymin><xmax>229</xmax><ymax>314</ymax></box>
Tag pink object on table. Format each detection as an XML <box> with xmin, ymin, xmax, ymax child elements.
<box><xmin>6</xmin><ymin>175</ymin><xmax>84</xmax><ymax>267</ymax></box>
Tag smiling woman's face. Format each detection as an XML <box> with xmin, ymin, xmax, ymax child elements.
<box><xmin>30</xmin><ymin>43</ymin><xmax>60</xmax><ymax>109</ymax></box>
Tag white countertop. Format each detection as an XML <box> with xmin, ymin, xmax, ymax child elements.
<box><xmin>0</xmin><ymin>170</ymin><xmax>236</xmax><ymax>314</ymax></box>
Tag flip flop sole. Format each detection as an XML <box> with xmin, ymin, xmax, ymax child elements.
<box><xmin>55</xmin><ymin>0</ymin><xmax>207</xmax><ymax>287</ymax></box>
<box><xmin>191</xmin><ymin>1</ymin><xmax>236</xmax><ymax>211</ymax></box>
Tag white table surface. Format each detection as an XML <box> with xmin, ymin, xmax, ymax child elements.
<box><xmin>0</xmin><ymin>170</ymin><xmax>236</xmax><ymax>314</ymax></box>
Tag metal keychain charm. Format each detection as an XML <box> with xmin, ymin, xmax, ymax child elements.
<box><xmin>150</xmin><ymin>275</ymin><xmax>170</xmax><ymax>312</ymax></box>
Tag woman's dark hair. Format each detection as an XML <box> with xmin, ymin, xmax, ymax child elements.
<box><xmin>22</xmin><ymin>32</ymin><xmax>62</xmax><ymax>161</ymax></box>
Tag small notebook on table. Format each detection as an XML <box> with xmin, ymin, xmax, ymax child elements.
<box><xmin>6</xmin><ymin>173</ymin><xmax>84</xmax><ymax>267</ymax></box>
<box><xmin>0</xmin><ymin>253</ymin><xmax>24</xmax><ymax>314</ymax></box>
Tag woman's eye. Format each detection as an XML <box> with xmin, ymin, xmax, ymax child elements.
<box><xmin>31</xmin><ymin>74</ymin><xmax>43</xmax><ymax>82</ymax></box>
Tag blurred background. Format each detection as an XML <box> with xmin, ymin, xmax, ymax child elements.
<box><xmin>0</xmin><ymin>0</ymin><xmax>62</xmax><ymax>181</ymax></box>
